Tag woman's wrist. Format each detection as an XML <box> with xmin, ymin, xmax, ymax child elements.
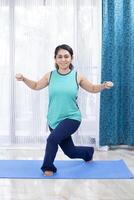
<box><xmin>100</xmin><ymin>82</ymin><xmax>106</xmax><ymax>91</ymax></box>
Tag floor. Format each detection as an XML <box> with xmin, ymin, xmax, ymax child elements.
<box><xmin>0</xmin><ymin>146</ymin><xmax>134</xmax><ymax>200</ymax></box>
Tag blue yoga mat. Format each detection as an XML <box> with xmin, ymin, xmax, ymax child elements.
<box><xmin>0</xmin><ymin>159</ymin><xmax>133</xmax><ymax>179</ymax></box>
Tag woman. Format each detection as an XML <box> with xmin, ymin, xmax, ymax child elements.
<box><xmin>16</xmin><ymin>44</ymin><xmax>113</xmax><ymax>176</ymax></box>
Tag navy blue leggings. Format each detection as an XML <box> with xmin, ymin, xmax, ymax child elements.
<box><xmin>41</xmin><ymin>118</ymin><xmax>94</xmax><ymax>173</ymax></box>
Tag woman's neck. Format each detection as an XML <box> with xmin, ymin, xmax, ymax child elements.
<box><xmin>58</xmin><ymin>68</ymin><xmax>71</xmax><ymax>74</ymax></box>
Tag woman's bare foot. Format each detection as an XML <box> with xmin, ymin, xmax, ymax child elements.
<box><xmin>44</xmin><ymin>170</ymin><xmax>54</xmax><ymax>176</ymax></box>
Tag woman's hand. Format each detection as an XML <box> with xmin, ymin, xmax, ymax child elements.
<box><xmin>15</xmin><ymin>73</ymin><xmax>24</xmax><ymax>81</ymax></box>
<box><xmin>103</xmin><ymin>81</ymin><xmax>114</xmax><ymax>89</ymax></box>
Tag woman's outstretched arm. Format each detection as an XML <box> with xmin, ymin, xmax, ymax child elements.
<box><xmin>15</xmin><ymin>72</ymin><xmax>51</xmax><ymax>90</ymax></box>
<box><xmin>78</xmin><ymin>73</ymin><xmax>113</xmax><ymax>93</ymax></box>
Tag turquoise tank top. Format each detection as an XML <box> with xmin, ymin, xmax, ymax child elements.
<box><xmin>47</xmin><ymin>69</ymin><xmax>81</xmax><ymax>129</ymax></box>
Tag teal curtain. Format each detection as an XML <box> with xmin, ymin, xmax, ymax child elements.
<box><xmin>100</xmin><ymin>0</ymin><xmax>134</xmax><ymax>146</ymax></box>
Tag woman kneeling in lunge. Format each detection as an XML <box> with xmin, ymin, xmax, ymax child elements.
<box><xmin>16</xmin><ymin>44</ymin><xmax>113</xmax><ymax>176</ymax></box>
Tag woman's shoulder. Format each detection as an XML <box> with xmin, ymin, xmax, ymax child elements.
<box><xmin>45</xmin><ymin>70</ymin><xmax>57</xmax><ymax>84</ymax></box>
<box><xmin>45</xmin><ymin>71</ymin><xmax>51</xmax><ymax>77</ymax></box>
<box><xmin>75</xmin><ymin>70</ymin><xmax>84</xmax><ymax>85</ymax></box>
<box><xmin>43</xmin><ymin>71</ymin><xmax>52</xmax><ymax>83</ymax></box>
<box><xmin>45</xmin><ymin>69</ymin><xmax>56</xmax><ymax>77</ymax></box>
<box><xmin>76</xmin><ymin>70</ymin><xmax>85</xmax><ymax>79</ymax></box>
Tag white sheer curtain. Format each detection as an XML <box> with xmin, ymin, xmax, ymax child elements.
<box><xmin>0</xmin><ymin>0</ymin><xmax>102</xmax><ymax>146</ymax></box>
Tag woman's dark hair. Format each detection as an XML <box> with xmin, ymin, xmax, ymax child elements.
<box><xmin>54</xmin><ymin>44</ymin><xmax>74</xmax><ymax>70</ymax></box>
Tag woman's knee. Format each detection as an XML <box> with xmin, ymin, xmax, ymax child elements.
<box><xmin>47</xmin><ymin>134</ymin><xmax>59</xmax><ymax>144</ymax></box>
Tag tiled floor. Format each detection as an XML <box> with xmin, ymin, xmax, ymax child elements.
<box><xmin>0</xmin><ymin>146</ymin><xmax>134</xmax><ymax>200</ymax></box>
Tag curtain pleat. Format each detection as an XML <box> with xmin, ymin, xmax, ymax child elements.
<box><xmin>100</xmin><ymin>0</ymin><xmax>134</xmax><ymax>146</ymax></box>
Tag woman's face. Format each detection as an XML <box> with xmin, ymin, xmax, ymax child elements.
<box><xmin>55</xmin><ymin>49</ymin><xmax>73</xmax><ymax>70</ymax></box>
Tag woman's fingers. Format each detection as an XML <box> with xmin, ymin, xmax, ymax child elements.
<box><xmin>104</xmin><ymin>81</ymin><xmax>114</xmax><ymax>89</ymax></box>
<box><xmin>15</xmin><ymin>73</ymin><xmax>24</xmax><ymax>81</ymax></box>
